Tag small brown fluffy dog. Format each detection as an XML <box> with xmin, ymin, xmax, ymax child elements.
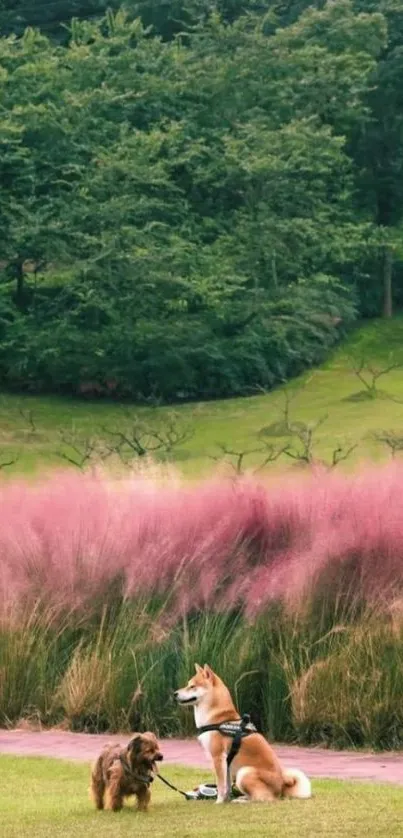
<box><xmin>90</xmin><ymin>732</ymin><xmax>163</xmax><ymax>812</ymax></box>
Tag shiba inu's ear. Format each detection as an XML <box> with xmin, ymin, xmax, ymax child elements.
<box><xmin>195</xmin><ymin>663</ymin><xmax>203</xmax><ymax>674</ymax></box>
<box><xmin>203</xmin><ymin>664</ymin><xmax>215</xmax><ymax>682</ymax></box>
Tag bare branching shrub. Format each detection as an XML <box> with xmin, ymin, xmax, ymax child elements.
<box><xmin>209</xmin><ymin>441</ymin><xmax>286</xmax><ymax>475</ymax></box>
<box><xmin>257</xmin><ymin>380</ymin><xmax>311</xmax><ymax>437</ymax></box>
<box><xmin>284</xmin><ymin>416</ymin><xmax>357</xmax><ymax>469</ymax></box>
<box><xmin>373</xmin><ymin>430</ymin><xmax>403</xmax><ymax>458</ymax></box>
<box><xmin>348</xmin><ymin>355</ymin><xmax>401</xmax><ymax>399</ymax></box>
<box><xmin>18</xmin><ymin>404</ymin><xmax>37</xmax><ymax>436</ymax></box>
<box><xmin>56</xmin><ymin>431</ymin><xmax>110</xmax><ymax>470</ymax></box>
<box><xmin>327</xmin><ymin>443</ymin><xmax>358</xmax><ymax>468</ymax></box>
<box><xmin>55</xmin><ymin>412</ymin><xmax>193</xmax><ymax>471</ymax></box>
<box><xmin>212</xmin><ymin>381</ymin><xmax>357</xmax><ymax>474</ymax></box>
<box><xmin>283</xmin><ymin>415</ymin><xmax>328</xmax><ymax>466</ymax></box>
<box><xmin>0</xmin><ymin>453</ymin><xmax>19</xmax><ymax>470</ymax></box>
<box><xmin>258</xmin><ymin>382</ymin><xmax>357</xmax><ymax>470</ymax></box>
<box><xmin>102</xmin><ymin>411</ymin><xmax>193</xmax><ymax>465</ymax></box>
<box><xmin>0</xmin><ymin>400</ymin><xmax>38</xmax><ymax>472</ymax></box>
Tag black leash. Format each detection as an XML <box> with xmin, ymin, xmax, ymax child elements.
<box><xmin>156</xmin><ymin>771</ymin><xmax>191</xmax><ymax>799</ymax></box>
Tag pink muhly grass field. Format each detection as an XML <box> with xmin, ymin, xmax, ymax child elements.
<box><xmin>1</xmin><ymin>463</ymin><xmax>403</xmax><ymax>625</ymax></box>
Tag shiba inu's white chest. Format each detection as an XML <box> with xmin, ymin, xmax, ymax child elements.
<box><xmin>194</xmin><ymin>707</ymin><xmax>220</xmax><ymax>764</ymax></box>
<box><xmin>197</xmin><ymin>730</ymin><xmax>215</xmax><ymax>762</ymax></box>
<box><xmin>194</xmin><ymin>703</ymin><xmax>213</xmax><ymax>730</ymax></box>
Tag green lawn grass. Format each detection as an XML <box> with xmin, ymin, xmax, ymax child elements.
<box><xmin>0</xmin><ymin>756</ymin><xmax>402</xmax><ymax>838</ymax></box>
<box><xmin>1</xmin><ymin>318</ymin><xmax>403</xmax><ymax>476</ymax></box>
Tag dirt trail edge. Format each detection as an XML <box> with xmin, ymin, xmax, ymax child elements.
<box><xmin>1</xmin><ymin>730</ymin><xmax>402</xmax><ymax>785</ymax></box>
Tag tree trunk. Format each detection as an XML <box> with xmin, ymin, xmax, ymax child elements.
<box><xmin>15</xmin><ymin>260</ymin><xmax>25</xmax><ymax>309</ymax></box>
<box><xmin>383</xmin><ymin>245</ymin><xmax>393</xmax><ymax>318</ymax></box>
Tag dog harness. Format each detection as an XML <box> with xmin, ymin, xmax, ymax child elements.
<box><xmin>118</xmin><ymin>754</ymin><xmax>154</xmax><ymax>786</ymax></box>
<box><xmin>156</xmin><ymin>714</ymin><xmax>257</xmax><ymax>801</ymax></box>
<box><xmin>197</xmin><ymin>714</ymin><xmax>257</xmax><ymax>800</ymax></box>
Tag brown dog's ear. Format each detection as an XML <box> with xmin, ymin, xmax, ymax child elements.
<box><xmin>203</xmin><ymin>664</ymin><xmax>215</xmax><ymax>682</ymax></box>
<box><xmin>194</xmin><ymin>663</ymin><xmax>203</xmax><ymax>674</ymax></box>
<box><xmin>142</xmin><ymin>731</ymin><xmax>157</xmax><ymax>743</ymax></box>
<box><xmin>127</xmin><ymin>734</ymin><xmax>142</xmax><ymax>754</ymax></box>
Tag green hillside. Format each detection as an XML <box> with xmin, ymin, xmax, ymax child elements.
<box><xmin>1</xmin><ymin>319</ymin><xmax>402</xmax><ymax>476</ymax></box>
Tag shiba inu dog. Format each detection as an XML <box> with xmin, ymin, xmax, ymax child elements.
<box><xmin>175</xmin><ymin>664</ymin><xmax>311</xmax><ymax>803</ymax></box>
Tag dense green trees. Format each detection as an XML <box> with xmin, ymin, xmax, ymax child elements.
<box><xmin>0</xmin><ymin>2</ymin><xmax>401</xmax><ymax>400</ymax></box>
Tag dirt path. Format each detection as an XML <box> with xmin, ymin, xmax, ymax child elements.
<box><xmin>1</xmin><ymin>729</ymin><xmax>403</xmax><ymax>785</ymax></box>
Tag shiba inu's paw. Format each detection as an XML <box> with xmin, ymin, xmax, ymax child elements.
<box><xmin>217</xmin><ymin>792</ymin><xmax>231</xmax><ymax>803</ymax></box>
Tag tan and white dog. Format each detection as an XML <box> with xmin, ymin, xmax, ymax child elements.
<box><xmin>175</xmin><ymin>664</ymin><xmax>311</xmax><ymax>803</ymax></box>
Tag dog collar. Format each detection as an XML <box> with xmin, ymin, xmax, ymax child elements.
<box><xmin>119</xmin><ymin>754</ymin><xmax>154</xmax><ymax>785</ymax></box>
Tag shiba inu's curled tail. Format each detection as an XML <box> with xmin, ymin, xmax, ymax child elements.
<box><xmin>282</xmin><ymin>768</ymin><xmax>312</xmax><ymax>799</ymax></box>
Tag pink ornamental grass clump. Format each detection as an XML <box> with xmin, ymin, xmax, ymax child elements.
<box><xmin>242</xmin><ymin>463</ymin><xmax>403</xmax><ymax>615</ymax></box>
<box><xmin>0</xmin><ymin>463</ymin><xmax>403</xmax><ymax>625</ymax></box>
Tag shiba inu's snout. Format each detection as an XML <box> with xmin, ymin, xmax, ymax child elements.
<box><xmin>174</xmin><ymin>686</ymin><xmax>205</xmax><ymax>705</ymax></box>
<box><xmin>175</xmin><ymin>664</ymin><xmax>211</xmax><ymax>705</ymax></box>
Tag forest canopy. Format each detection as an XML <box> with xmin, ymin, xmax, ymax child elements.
<box><xmin>0</xmin><ymin>1</ymin><xmax>401</xmax><ymax>401</ymax></box>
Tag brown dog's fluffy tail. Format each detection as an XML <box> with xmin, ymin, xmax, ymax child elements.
<box><xmin>90</xmin><ymin>755</ymin><xmax>106</xmax><ymax>809</ymax></box>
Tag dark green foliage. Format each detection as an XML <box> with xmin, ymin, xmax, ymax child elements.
<box><xmin>0</xmin><ymin>2</ymin><xmax>112</xmax><ymax>38</ymax></box>
<box><xmin>0</xmin><ymin>2</ymin><xmax>401</xmax><ymax>400</ymax></box>
<box><xmin>0</xmin><ymin>277</ymin><xmax>354</xmax><ymax>400</ymax></box>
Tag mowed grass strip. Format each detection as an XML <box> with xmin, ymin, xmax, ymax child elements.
<box><xmin>0</xmin><ymin>756</ymin><xmax>402</xmax><ymax>838</ymax></box>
